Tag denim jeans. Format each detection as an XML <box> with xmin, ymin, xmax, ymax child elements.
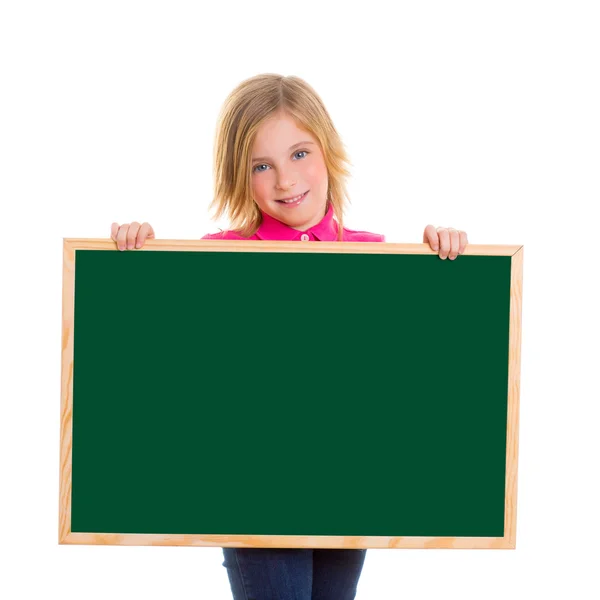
<box><xmin>221</xmin><ymin>547</ymin><xmax>367</xmax><ymax>600</ymax></box>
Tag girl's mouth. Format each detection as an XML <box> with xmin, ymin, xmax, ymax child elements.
<box><xmin>276</xmin><ymin>190</ymin><xmax>308</xmax><ymax>207</ymax></box>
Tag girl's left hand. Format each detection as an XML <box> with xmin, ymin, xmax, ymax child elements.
<box><xmin>423</xmin><ymin>224</ymin><xmax>468</xmax><ymax>260</ymax></box>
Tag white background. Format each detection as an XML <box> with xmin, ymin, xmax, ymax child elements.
<box><xmin>1</xmin><ymin>1</ymin><xmax>599</xmax><ymax>598</ymax></box>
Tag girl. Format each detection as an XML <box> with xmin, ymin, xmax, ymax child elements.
<box><xmin>111</xmin><ymin>73</ymin><xmax>469</xmax><ymax>600</ymax></box>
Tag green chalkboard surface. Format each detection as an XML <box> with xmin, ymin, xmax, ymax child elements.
<box><xmin>60</xmin><ymin>240</ymin><xmax>522</xmax><ymax>549</ymax></box>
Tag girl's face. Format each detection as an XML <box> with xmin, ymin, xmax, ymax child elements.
<box><xmin>250</xmin><ymin>111</ymin><xmax>329</xmax><ymax>231</ymax></box>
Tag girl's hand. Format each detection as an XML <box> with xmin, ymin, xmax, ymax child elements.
<box><xmin>111</xmin><ymin>221</ymin><xmax>155</xmax><ymax>251</ymax></box>
<box><xmin>423</xmin><ymin>225</ymin><xmax>468</xmax><ymax>260</ymax></box>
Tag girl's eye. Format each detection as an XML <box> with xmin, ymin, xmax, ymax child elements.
<box><xmin>252</xmin><ymin>150</ymin><xmax>309</xmax><ymax>173</ymax></box>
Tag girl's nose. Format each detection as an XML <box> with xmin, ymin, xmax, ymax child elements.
<box><xmin>275</xmin><ymin>168</ymin><xmax>297</xmax><ymax>190</ymax></box>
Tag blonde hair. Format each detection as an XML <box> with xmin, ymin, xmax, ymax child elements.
<box><xmin>208</xmin><ymin>73</ymin><xmax>353</xmax><ymax>240</ymax></box>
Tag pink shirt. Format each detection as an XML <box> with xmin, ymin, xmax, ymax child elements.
<box><xmin>201</xmin><ymin>203</ymin><xmax>385</xmax><ymax>242</ymax></box>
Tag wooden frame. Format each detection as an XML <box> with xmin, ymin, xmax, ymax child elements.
<box><xmin>60</xmin><ymin>239</ymin><xmax>523</xmax><ymax>549</ymax></box>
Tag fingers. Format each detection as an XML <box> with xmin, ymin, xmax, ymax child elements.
<box><xmin>430</xmin><ymin>226</ymin><xmax>469</xmax><ymax>260</ymax></box>
<box><xmin>458</xmin><ymin>230</ymin><xmax>468</xmax><ymax>255</ymax></box>
<box><xmin>136</xmin><ymin>222</ymin><xmax>155</xmax><ymax>247</ymax></box>
<box><xmin>436</xmin><ymin>227</ymin><xmax>451</xmax><ymax>259</ymax></box>
<box><xmin>447</xmin><ymin>228</ymin><xmax>460</xmax><ymax>260</ymax></box>
<box><xmin>126</xmin><ymin>222</ymin><xmax>141</xmax><ymax>249</ymax></box>
<box><xmin>116</xmin><ymin>224</ymin><xmax>129</xmax><ymax>250</ymax></box>
<box><xmin>110</xmin><ymin>222</ymin><xmax>155</xmax><ymax>251</ymax></box>
<box><xmin>423</xmin><ymin>224</ymin><xmax>439</xmax><ymax>249</ymax></box>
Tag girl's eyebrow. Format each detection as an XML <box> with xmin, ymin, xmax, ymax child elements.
<box><xmin>252</xmin><ymin>141</ymin><xmax>315</xmax><ymax>163</ymax></box>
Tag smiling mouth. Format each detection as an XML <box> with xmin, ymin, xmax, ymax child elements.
<box><xmin>276</xmin><ymin>190</ymin><xmax>309</xmax><ymax>204</ymax></box>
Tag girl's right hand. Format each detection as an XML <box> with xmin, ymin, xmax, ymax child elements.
<box><xmin>111</xmin><ymin>221</ymin><xmax>155</xmax><ymax>251</ymax></box>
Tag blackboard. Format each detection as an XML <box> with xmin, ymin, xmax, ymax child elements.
<box><xmin>59</xmin><ymin>239</ymin><xmax>523</xmax><ymax>549</ymax></box>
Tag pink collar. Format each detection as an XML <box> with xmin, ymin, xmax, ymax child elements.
<box><xmin>255</xmin><ymin>202</ymin><xmax>338</xmax><ymax>241</ymax></box>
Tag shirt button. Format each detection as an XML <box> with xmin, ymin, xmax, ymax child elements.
<box><xmin>300</xmin><ymin>233</ymin><xmax>310</xmax><ymax>241</ymax></box>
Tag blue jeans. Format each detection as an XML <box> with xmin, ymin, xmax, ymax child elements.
<box><xmin>222</xmin><ymin>548</ymin><xmax>367</xmax><ymax>600</ymax></box>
